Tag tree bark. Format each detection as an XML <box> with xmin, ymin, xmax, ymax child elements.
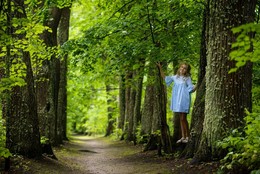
<box><xmin>141</xmin><ymin>65</ymin><xmax>154</xmax><ymax>137</ymax></box>
<box><xmin>156</xmin><ymin>65</ymin><xmax>172</xmax><ymax>154</ymax></box>
<box><xmin>133</xmin><ymin>60</ymin><xmax>145</xmax><ymax>144</ymax></box>
<box><xmin>182</xmin><ymin>0</ymin><xmax>209</xmax><ymax>158</ymax></box>
<box><xmin>127</xmin><ymin>83</ymin><xmax>136</xmax><ymax>141</ymax></box>
<box><xmin>57</xmin><ymin>6</ymin><xmax>71</xmax><ymax>142</ymax></box>
<box><xmin>123</xmin><ymin>71</ymin><xmax>134</xmax><ymax>141</ymax></box>
<box><xmin>194</xmin><ymin>0</ymin><xmax>256</xmax><ymax>162</ymax></box>
<box><xmin>4</xmin><ymin>0</ymin><xmax>41</xmax><ymax>158</ymax></box>
<box><xmin>142</xmin><ymin>63</ymin><xmax>172</xmax><ymax>154</ymax></box>
<box><xmin>105</xmin><ymin>84</ymin><xmax>116</xmax><ymax>136</ymax></box>
<box><xmin>118</xmin><ymin>75</ymin><xmax>126</xmax><ymax>130</ymax></box>
<box><xmin>41</xmin><ymin>6</ymin><xmax>62</xmax><ymax>146</ymax></box>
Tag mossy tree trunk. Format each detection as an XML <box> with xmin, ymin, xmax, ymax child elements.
<box><xmin>133</xmin><ymin>59</ymin><xmax>145</xmax><ymax>144</ymax></box>
<box><xmin>41</xmin><ymin>5</ymin><xmax>62</xmax><ymax>146</ymax></box>
<box><xmin>141</xmin><ymin>65</ymin><xmax>154</xmax><ymax>137</ymax></box>
<box><xmin>118</xmin><ymin>75</ymin><xmax>126</xmax><ymax>131</ymax></box>
<box><xmin>126</xmin><ymin>59</ymin><xmax>145</xmax><ymax>142</ymax></box>
<box><xmin>4</xmin><ymin>0</ymin><xmax>41</xmax><ymax>158</ymax></box>
<box><xmin>119</xmin><ymin>62</ymin><xmax>144</xmax><ymax>142</ymax></box>
<box><xmin>57</xmin><ymin>6</ymin><xmax>71</xmax><ymax>143</ymax></box>
<box><xmin>105</xmin><ymin>84</ymin><xmax>116</xmax><ymax>137</ymax></box>
<box><xmin>142</xmin><ymin>64</ymin><xmax>157</xmax><ymax>151</ymax></box>
<box><xmin>194</xmin><ymin>0</ymin><xmax>256</xmax><ymax>161</ymax></box>
<box><xmin>123</xmin><ymin>71</ymin><xmax>133</xmax><ymax>140</ymax></box>
<box><xmin>142</xmin><ymin>63</ymin><xmax>172</xmax><ymax>154</ymax></box>
<box><xmin>156</xmin><ymin>65</ymin><xmax>172</xmax><ymax>154</ymax></box>
<box><xmin>181</xmin><ymin>0</ymin><xmax>209</xmax><ymax>158</ymax></box>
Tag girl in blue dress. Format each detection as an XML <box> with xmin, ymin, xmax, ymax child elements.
<box><xmin>158</xmin><ymin>62</ymin><xmax>196</xmax><ymax>143</ymax></box>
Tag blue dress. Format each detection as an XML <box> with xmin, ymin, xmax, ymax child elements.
<box><xmin>165</xmin><ymin>75</ymin><xmax>194</xmax><ymax>113</ymax></box>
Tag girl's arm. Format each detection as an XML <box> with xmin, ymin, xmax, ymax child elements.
<box><xmin>187</xmin><ymin>77</ymin><xmax>196</xmax><ymax>93</ymax></box>
<box><xmin>157</xmin><ymin>63</ymin><xmax>165</xmax><ymax>79</ymax></box>
<box><xmin>157</xmin><ymin>63</ymin><xmax>174</xmax><ymax>86</ymax></box>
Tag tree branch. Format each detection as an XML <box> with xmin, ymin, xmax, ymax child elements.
<box><xmin>109</xmin><ymin>0</ymin><xmax>135</xmax><ymax>20</ymax></box>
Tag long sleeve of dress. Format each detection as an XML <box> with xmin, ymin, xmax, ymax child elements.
<box><xmin>165</xmin><ymin>76</ymin><xmax>174</xmax><ymax>86</ymax></box>
<box><xmin>186</xmin><ymin>77</ymin><xmax>194</xmax><ymax>93</ymax></box>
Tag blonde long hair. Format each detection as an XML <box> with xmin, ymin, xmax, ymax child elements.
<box><xmin>176</xmin><ymin>62</ymin><xmax>191</xmax><ymax>77</ymax></box>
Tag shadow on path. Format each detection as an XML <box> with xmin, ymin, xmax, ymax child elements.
<box><xmin>8</xmin><ymin>135</ymin><xmax>219</xmax><ymax>174</ymax></box>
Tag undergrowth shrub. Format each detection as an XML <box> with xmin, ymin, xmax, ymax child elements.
<box><xmin>217</xmin><ymin>111</ymin><xmax>260</xmax><ymax>174</ymax></box>
<box><xmin>111</xmin><ymin>127</ymin><xmax>123</xmax><ymax>140</ymax></box>
<box><xmin>0</xmin><ymin>119</ymin><xmax>12</xmax><ymax>159</ymax></box>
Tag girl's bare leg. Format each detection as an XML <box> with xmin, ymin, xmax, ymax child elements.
<box><xmin>183</xmin><ymin>115</ymin><xmax>190</xmax><ymax>138</ymax></box>
<box><xmin>180</xmin><ymin>113</ymin><xmax>185</xmax><ymax>138</ymax></box>
<box><xmin>176</xmin><ymin>113</ymin><xmax>185</xmax><ymax>143</ymax></box>
<box><xmin>180</xmin><ymin>113</ymin><xmax>189</xmax><ymax>143</ymax></box>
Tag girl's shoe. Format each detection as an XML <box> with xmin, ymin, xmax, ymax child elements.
<box><xmin>176</xmin><ymin>137</ymin><xmax>185</xmax><ymax>143</ymax></box>
<box><xmin>182</xmin><ymin>137</ymin><xmax>189</xmax><ymax>143</ymax></box>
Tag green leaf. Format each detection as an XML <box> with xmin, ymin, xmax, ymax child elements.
<box><xmin>229</xmin><ymin>68</ymin><xmax>237</xmax><ymax>74</ymax></box>
<box><xmin>0</xmin><ymin>52</ymin><xmax>6</xmax><ymax>57</ymax></box>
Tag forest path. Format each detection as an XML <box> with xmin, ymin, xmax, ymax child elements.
<box><xmin>53</xmin><ymin>135</ymin><xmax>173</xmax><ymax>174</ymax></box>
<box><xmin>12</xmin><ymin>135</ymin><xmax>219</xmax><ymax>173</ymax></box>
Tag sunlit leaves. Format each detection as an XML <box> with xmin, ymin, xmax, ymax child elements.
<box><xmin>0</xmin><ymin>0</ymin><xmax>57</xmax><ymax>88</ymax></box>
<box><xmin>0</xmin><ymin>77</ymin><xmax>26</xmax><ymax>93</ymax></box>
<box><xmin>0</xmin><ymin>119</ymin><xmax>12</xmax><ymax>158</ymax></box>
<box><xmin>67</xmin><ymin>67</ymin><xmax>108</xmax><ymax>134</ymax></box>
<box><xmin>67</xmin><ymin>0</ymin><xmax>203</xmax><ymax>135</ymax></box>
<box><xmin>229</xmin><ymin>23</ymin><xmax>260</xmax><ymax>73</ymax></box>
<box><xmin>218</xmin><ymin>112</ymin><xmax>260</xmax><ymax>172</ymax></box>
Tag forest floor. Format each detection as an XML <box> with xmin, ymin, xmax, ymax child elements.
<box><xmin>5</xmin><ymin>135</ymin><xmax>220</xmax><ymax>174</ymax></box>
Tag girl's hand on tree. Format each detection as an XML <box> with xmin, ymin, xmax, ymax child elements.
<box><xmin>156</xmin><ymin>62</ymin><xmax>165</xmax><ymax>79</ymax></box>
<box><xmin>193</xmin><ymin>84</ymin><xmax>197</xmax><ymax>92</ymax></box>
<box><xmin>156</xmin><ymin>62</ymin><xmax>162</xmax><ymax>68</ymax></box>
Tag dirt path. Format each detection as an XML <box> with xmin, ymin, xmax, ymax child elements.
<box><xmin>53</xmin><ymin>135</ymin><xmax>173</xmax><ymax>174</ymax></box>
<box><xmin>10</xmin><ymin>135</ymin><xmax>219</xmax><ymax>174</ymax></box>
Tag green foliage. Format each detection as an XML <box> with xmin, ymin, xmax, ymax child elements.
<box><xmin>229</xmin><ymin>23</ymin><xmax>260</xmax><ymax>73</ymax></box>
<box><xmin>133</xmin><ymin>124</ymin><xmax>143</xmax><ymax>144</ymax></box>
<box><xmin>40</xmin><ymin>136</ymin><xmax>49</xmax><ymax>145</ymax></box>
<box><xmin>111</xmin><ymin>127</ymin><xmax>123</xmax><ymax>140</ymax></box>
<box><xmin>217</xmin><ymin>111</ymin><xmax>260</xmax><ymax>173</ymax></box>
<box><xmin>221</xmin><ymin>19</ymin><xmax>260</xmax><ymax>173</ymax></box>
<box><xmin>0</xmin><ymin>77</ymin><xmax>26</xmax><ymax>92</ymax></box>
<box><xmin>252</xmin><ymin>86</ymin><xmax>260</xmax><ymax>113</ymax></box>
<box><xmin>0</xmin><ymin>0</ymin><xmax>56</xmax><ymax>90</ymax></box>
<box><xmin>69</xmin><ymin>0</ymin><xmax>202</xmax><ymax>73</ymax></box>
<box><xmin>67</xmin><ymin>67</ymin><xmax>108</xmax><ymax>135</ymax></box>
<box><xmin>66</xmin><ymin>0</ymin><xmax>202</xmax><ymax>136</ymax></box>
<box><xmin>0</xmin><ymin>118</ymin><xmax>12</xmax><ymax>159</ymax></box>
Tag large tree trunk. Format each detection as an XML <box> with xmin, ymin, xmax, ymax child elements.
<box><xmin>194</xmin><ymin>0</ymin><xmax>256</xmax><ymax>162</ymax></box>
<box><xmin>3</xmin><ymin>0</ymin><xmax>12</xmax><ymax>170</ymax></box>
<box><xmin>133</xmin><ymin>60</ymin><xmax>145</xmax><ymax>144</ymax></box>
<box><xmin>57</xmin><ymin>6</ymin><xmax>71</xmax><ymax>143</ymax></box>
<box><xmin>118</xmin><ymin>75</ymin><xmax>126</xmax><ymax>131</ymax></box>
<box><xmin>181</xmin><ymin>0</ymin><xmax>209</xmax><ymax>158</ymax></box>
<box><xmin>156</xmin><ymin>65</ymin><xmax>172</xmax><ymax>154</ymax></box>
<box><xmin>127</xmin><ymin>84</ymin><xmax>136</xmax><ymax>141</ymax></box>
<box><xmin>123</xmin><ymin>71</ymin><xmax>134</xmax><ymax>141</ymax></box>
<box><xmin>21</xmin><ymin>51</ymin><xmax>42</xmax><ymax>157</ymax></box>
<box><xmin>105</xmin><ymin>84</ymin><xmax>116</xmax><ymax>136</ymax></box>
<box><xmin>41</xmin><ymin>6</ymin><xmax>62</xmax><ymax>146</ymax></box>
<box><xmin>141</xmin><ymin>66</ymin><xmax>154</xmax><ymax>137</ymax></box>
<box><xmin>142</xmin><ymin>63</ymin><xmax>172</xmax><ymax>154</ymax></box>
<box><xmin>126</xmin><ymin>62</ymin><xmax>145</xmax><ymax>142</ymax></box>
<box><xmin>5</xmin><ymin>0</ymin><xmax>41</xmax><ymax>158</ymax></box>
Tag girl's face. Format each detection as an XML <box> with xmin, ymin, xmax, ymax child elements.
<box><xmin>179</xmin><ymin>64</ymin><xmax>188</xmax><ymax>76</ymax></box>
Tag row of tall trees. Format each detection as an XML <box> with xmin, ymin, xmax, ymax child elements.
<box><xmin>68</xmin><ymin>0</ymin><xmax>203</xmax><ymax>154</ymax></box>
<box><xmin>0</xmin><ymin>0</ymin><xmax>72</xmax><ymax>167</ymax></box>
<box><xmin>0</xmin><ymin>0</ymin><xmax>259</xmax><ymax>173</ymax></box>
<box><xmin>68</xmin><ymin>0</ymin><xmax>258</xmax><ymax>166</ymax></box>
